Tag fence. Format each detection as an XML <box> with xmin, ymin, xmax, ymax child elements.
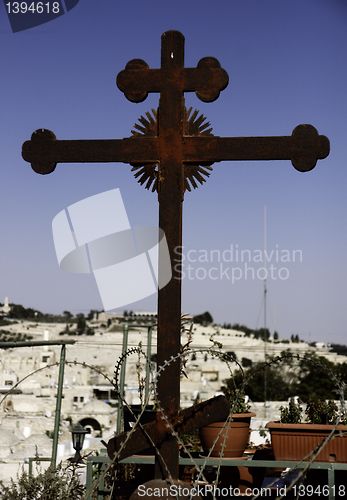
<box><xmin>84</xmin><ymin>454</ymin><xmax>347</xmax><ymax>500</ymax></box>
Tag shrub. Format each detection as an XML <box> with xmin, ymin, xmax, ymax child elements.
<box><xmin>0</xmin><ymin>463</ymin><xmax>85</xmax><ymax>500</ymax></box>
<box><xmin>280</xmin><ymin>398</ymin><xmax>303</xmax><ymax>423</ymax></box>
<box><xmin>305</xmin><ymin>399</ymin><xmax>342</xmax><ymax>425</ymax></box>
<box><xmin>280</xmin><ymin>398</ymin><xmax>346</xmax><ymax>425</ymax></box>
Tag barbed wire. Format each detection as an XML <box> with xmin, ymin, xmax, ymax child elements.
<box><xmin>2</xmin><ymin>342</ymin><xmax>347</xmax><ymax>499</ymax></box>
<box><xmin>153</xmin><ymin>348</ymin><xmax>247</xmax><ymax>499</ymax></box>
<box><xmin>150</xmin><ymin>348</ymin><xmax>347</xmax><ymax>500</ymax></box>
<box><xmin>108</xmin><ymin>345</ymin><xmax>175</xmax><ymax>497</ymax></box>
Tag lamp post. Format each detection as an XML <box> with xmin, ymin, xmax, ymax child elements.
<box><xmin>70</xmin><ymin>423</ymin><xmax>88</xmax><ymax>463</ymax></box>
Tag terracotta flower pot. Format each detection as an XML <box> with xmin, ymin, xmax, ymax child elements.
<box><xmin>200</xmin><ymin>412</ymin><xmax>255</xmax><ymax>458</ymax></box>
<box><xmin>266</xmin><ymin>421</ymin><xmax>347</xmax><ymax>462</ymax></box>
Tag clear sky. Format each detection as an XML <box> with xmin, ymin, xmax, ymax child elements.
<box><xmin>0</xmin><ymin>0</ymin><xmax>346</xmax><ymax>343</ymax></box>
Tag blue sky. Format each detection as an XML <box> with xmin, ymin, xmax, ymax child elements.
<box><xmin>0</xmin><ymin>0</ymin><xmax>346</xmax><ymax>343</ymax></box>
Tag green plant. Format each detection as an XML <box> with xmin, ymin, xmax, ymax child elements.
<box><xmin>0</xmin><ymin>463</ymin><xmax>85</xmax><ymax>499</ymax></box>
<box><xmin>179</xmin><ymin>429</ymin><xmax>201</xmax><ymax>452</ymax></box>
<box><xmin>279</xmin><ymin>398</ymin><xmax>303</xmax><ymax>423</ymax></box>
<box><xmin>280</xmin><ymin>398</ymin><xmax>347</xmax><ymax>425</ymax></box>
<box><xmin>232</xmin><ymin>389</ymin><xmax>251</xmax><ymax>413</ymax></box>
<box><xmin>222</xmin><ymin>385</ymin><xmax>251</xmax><ymax>414</ymax></box>
<box><xmin>216</xmin><ymin>345</ymin><xmax>251</xmax><ymax>414</ymax></box>
<box><xmin>305</xmin><ymin>399</ymin><xmax>343</xmax><ymax>425</ymax></box>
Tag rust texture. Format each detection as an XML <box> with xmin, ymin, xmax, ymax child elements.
<box><xmin>107</xmin><ymin>395</ymin><xmax>229</xmax><ymax>461</ymax></box>
<box><xmin>22</xmin><ymin>30</ymin><xmax>330</xmax><ymax>480</ymax></box>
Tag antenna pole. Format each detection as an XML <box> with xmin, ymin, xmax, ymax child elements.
<box><xmin>263</xmin><ymin>205</ymin><xmax>268</xmax><ymax>418</ymax></box>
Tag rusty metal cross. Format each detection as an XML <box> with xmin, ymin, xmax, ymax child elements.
<box><xmin>22</xmin><ymin>30</ymin><xmax>329</xmax><ymax>479</ymax></box>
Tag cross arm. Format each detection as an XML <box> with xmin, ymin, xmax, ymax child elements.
<box><xmin>22</xmin><ymin>129</ymin><xmax>159</xmax><ymax>174</ymax></box>
<box><xmin>116</xmin><ymin>58</ymin><xmax>228</xmax><ymax>103</ymax></box>
<box><xmin>183</xmin><ymin>125</ymin><xmax>330</xmax><ymax>172</ymax></box>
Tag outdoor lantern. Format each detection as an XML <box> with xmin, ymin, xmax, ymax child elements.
<box><xmin>70</xmin><ymin>423</ymin><xmax>88</xmax><ymax>463</ymax></box>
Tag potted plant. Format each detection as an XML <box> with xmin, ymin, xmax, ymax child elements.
<box><xmin>266</xmin><ymin>398</ymin><xmax>347</xmax><ymax>462</ymax></box>
<box><xmin>199</xmin><ymin>388</ymin><xmax>255</xmax><ymax>458</ymax></box>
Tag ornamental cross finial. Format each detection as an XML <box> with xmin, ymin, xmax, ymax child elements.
<box><xmin>117</xmin><ymin>31</ymin><xmax>228</xmax><ymax>103</ymax></box>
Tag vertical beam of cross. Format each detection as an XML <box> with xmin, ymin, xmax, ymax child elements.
<box><xmin>155</xmin><ymin>32</ymin><xmax>184</xmax><ymax>477</ymax></box>
<box><xmin>114</xmin><ymin>31</ymin><xmax>229</xmax><ymax>478</ymax></box>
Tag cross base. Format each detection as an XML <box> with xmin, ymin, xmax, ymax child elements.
<box><xmin>107</xmin><ymin>395</ymin><xmax>229</xmax><ymax>462</ymax></box>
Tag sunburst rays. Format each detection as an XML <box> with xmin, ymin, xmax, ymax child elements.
<box><xmin>130</xmin><ymin>108</ymin><xmax>214</xmax><ymax>192</ymax></box>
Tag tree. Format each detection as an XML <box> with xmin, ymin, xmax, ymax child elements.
<box><xmin>223</xmin><ymin>351</ymin><xmax>346</xmax><ymax>403</ymax></box>
<box><xmin>258</xmin><ymin>328</ymin><xmax>270</xmax><ymax>342</ymax></box>
<box><xmin>226</xmin><ymin>351</ymin><xmax>237</xmax><ymax>361</ymax></box>
<box><xmin>243</xmin><ymin>363</ymin><xmax>293</xmax><ymax>401</ymax></box>
<box><xmin>193</xmin><ymin>311</ymin><xmax>213</xmax><ymax>325</ymax></box>
<box><xmin>223</xmin><ymin>361</ymin><xmax>293</xmax><ymax>402</ymax></box>
<box><xmin>294</xmin><ymin>353</ymin><xmax>339</xmax><ymax>402</ymax></box>
<box><xmin>9</xmin><ymin>304</ymin><xmax>43</xmax><ymax>320</ymax></box>
<box><xmin>76</xmin><ymin>313</ymin><xmax>86</xmax><ymax>334</ymax></box>
<box><xmin>330</xmin><ymin>344</ymin><xmax>347</xmax><ymax>356</ymax></box>
<box><xmin>336</xmin><ymin>363</ymin><xmax>347</xmax><ymax>397</ymax></box>
<box><xmin>231</xmin><ymin>323</ymin><xmax>253</xmax><ymax>336</ymax></box>
<box><xmin>241</xmin><ymin>357</ymin><xmax>253</xmax><ymax>368</ymax></box>
<box><xmin>63</xmin><ymin>310</ymin><xmax>73</xmax><ymax>320</ymax></box>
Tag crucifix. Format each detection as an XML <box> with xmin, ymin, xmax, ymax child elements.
<box><xmin>22</xmin><ymin>31</ymin><xmax>329</xmax><ymax>480</ymax></box>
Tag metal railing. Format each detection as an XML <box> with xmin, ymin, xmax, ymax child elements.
<box><xmin>0</xmin><ymin>339</ymin><xmax>75</xmax><ymax>467</ymax></box>
<box><xmin>28</xmin><ymin>456</ymin><xmax>51</xmax><ymax>476</ymax></box>
<box><xmin>85</xmin><ymin>454</ymin><xmax>347</xmax><ymax>500</ymax></box>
